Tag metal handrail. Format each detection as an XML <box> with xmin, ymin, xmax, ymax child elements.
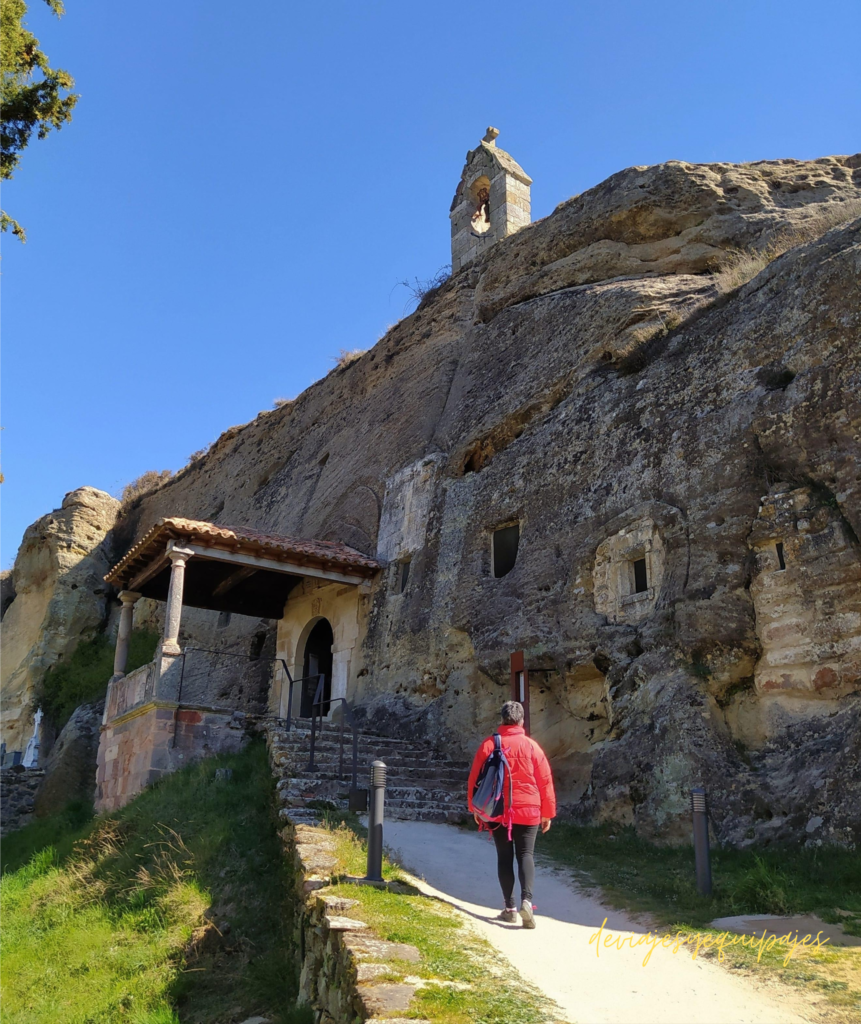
<box><xmin>305</xmin><ymin>674</ymin><xmax>326</xmax><ymax>772</ymax></box>
<box><xmin>179</xmin><ymin>646</ymin><xmax>308</xmax><ymax>730</ymax></box>
<box><xmin>310</xmin><ymin>695</ymin><xmax>360</xmax><ymax>794</ymax></box>
<box><xmin>176</xmin><ymin>646</ymin><xmax>361</xmax><ymax>797</ymax></box>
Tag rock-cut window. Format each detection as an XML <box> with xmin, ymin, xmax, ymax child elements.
<box><xmin>395</xmin><ymin>559</ymin><xmax>411</xmax><ymax>594</ymax></box>
<box><xmin>633</xmin><ymin>557</ymin><xmax>649</xmax><ymax>594</ymax></box>
<box><xmin>492</xmin><ymin>524</ymin><xmax>520</xmax><ymax>579</ymax></box>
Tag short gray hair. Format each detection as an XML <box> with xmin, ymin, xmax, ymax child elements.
<box><xmin>501</xmin><ymin>701</ymin><xmax>524</xmax><ymax>725</ymax></box>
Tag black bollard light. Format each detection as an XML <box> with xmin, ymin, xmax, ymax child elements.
<box><xmin>691</xmin><ymin>786</ymin><xmax>712</xmax><ymax>896</ymax></box>
<box><xmin>365</xmin><ymin>759</ymin><xmax>387</xmax><ymax>882</ymax></box>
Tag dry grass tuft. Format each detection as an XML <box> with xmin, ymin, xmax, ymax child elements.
<box><xmin>272</xmin><ymin>397</ymin><xmax>294</xmax><ymax>409</ymax></box>
<box><xmin>716</xmin><ymin>198</ymin><xmax>861</xmax><ymax>293</ymax></box>
<box><xmin>398</xmin><ymin>265</ymin><xmax>451</xmax><ymax>313</ymax></box>
<box><xmin>120</xmin><ymin>469</ymin><xmax>173</xmax><ymax>505</ymax></box>
<box><xmin>332</xmin><ymin>348</ymin><xmax>366</xmax><ymax>369</ymax></box>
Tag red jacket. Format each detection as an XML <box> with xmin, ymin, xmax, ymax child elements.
<box><xmin>467</xmin><ymin>724</ymin><xmax>556</xmax><ymax>826</ymax></box>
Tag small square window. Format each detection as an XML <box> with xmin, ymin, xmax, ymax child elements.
<box><xmin>492</xmin><ymin>524</ymin><xmax>520</xmax><ymax>579</ymax></box>
<box><xmin>633</xmin><ymin>557</ymin><xmax>648</xmax><ymax>594</ymax></box>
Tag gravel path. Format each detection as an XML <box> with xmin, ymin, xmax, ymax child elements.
<box><xmin>383</xmin><ymin>819</ymin><xmax>813</xmax><ymax>1024</ymax></box>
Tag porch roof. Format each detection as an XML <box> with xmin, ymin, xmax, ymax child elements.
<box><xmin>104</xmin><ymin>517</ymin><xmax>380</xmax><ymax>619</ymax></box>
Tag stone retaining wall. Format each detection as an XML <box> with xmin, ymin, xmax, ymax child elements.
<box><xmin>265</xmin><ymin>723</ymin><xmax>428</xmax><ymax>1024</ymax></box>
<box><xmin>281</xmin><ymin>819</ymin><xmax>428</xmax><ymax>1024</ymax></box>
<box><xmin>1</xmin><ymin>766</ymin><xmax>45</xmax><ymax>835</ymax></box>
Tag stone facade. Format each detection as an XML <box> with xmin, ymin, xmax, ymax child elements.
<box><xmin>272</xmin><ymin>578</ymin><xmax>371</xmax><ymax>720</ymax></box>
<box><xmin>450</xmin><ymin>128</ymin><xmax>531</xmax><ymax>272</ymax></box>
<box><xmin>749</xmin><ymin>485</ymin><xmax>861</xmax><ymax>698</ymax></box>
<box><xmin>95</xmin><ymin>658</ymin><xmax>249</xmax><ymax>813</ymax></box>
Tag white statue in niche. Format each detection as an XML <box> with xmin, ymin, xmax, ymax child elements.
<box><xmin>22</xmin><ymin>708</ymin><xmax>43</xmax><ymax>767</ymax></box>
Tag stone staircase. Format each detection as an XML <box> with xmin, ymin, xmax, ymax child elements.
<box><xmin>267</xmin><ymin>721</ymin><xmax>471</xmax><ymax>826</ymax></box>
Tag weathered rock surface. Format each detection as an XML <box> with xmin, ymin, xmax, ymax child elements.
<box><xmin>0</xmin><ymin>765</ymin><xmax>45</xmax><ymax>835</ymax></box>
<box><xmin>34</xmin><ymin>700</ymin><xmax>104</xmax><ymax>817</ymax></box>
<box><xmin>15</xmin><ymin>154</ymin><xmax>861</xmax><ymax>844</ymax></box>
<box><xmin>0</xmin><ymin>488</ymin><xmax>120</xmax><ymax>753</ymax></box>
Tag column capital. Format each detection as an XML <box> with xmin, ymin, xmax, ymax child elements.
<box><xmin>118</xmin><ymin>590</ymin><xmax>142</xmax><ymax>606</ymax></box>
<box><xmin>166</xmin><ymin>543</ymin><xmax>195</xmax><ymax>565</ymax></box>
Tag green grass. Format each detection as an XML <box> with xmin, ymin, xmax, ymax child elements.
<box><xmin>540</xmin><ymin>821</ymin><xmax>861</xmax><ymax>929</ymax></box>
<box><xmin>327</xmin><ymin>880</ymin><xmax>554</xmax><ymax>1024</ymax></box>
<box><xmin>0</xmin><ymin>741</ymin><xmax>309</xmax><ymax>1024</ymax></box>
<box><xmin>540</xmin><ymin>821</ymin><xmax>861</xmax><ymax>1020</ymax></box>
<box><xmin>37</xmin><ymin>628</ymin><xmax>160</xmax><ymax>729</ymax></box>
<box><xmin>1</xmin><ymin>797</ymin><xmax>96</xmax><ymax>875</ymax></box>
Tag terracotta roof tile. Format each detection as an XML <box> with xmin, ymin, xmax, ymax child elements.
<box><xmin>105</xmin><ymin>517</ymin><xmax>381</xmax><ymax>586</ymax></box>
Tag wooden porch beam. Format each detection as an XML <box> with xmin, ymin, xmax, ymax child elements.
<box><xmin>212</xmin><ymin>565</ymin><xmax>259</xmax><ymax>597</ymax></box>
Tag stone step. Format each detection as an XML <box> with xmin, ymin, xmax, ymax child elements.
<box><xmin>279</xmin><ymin>779</ymin><xmax>465</xmax><ymax>801</ymax></box>
<box><xmin>271</xmin><ymin>732</ymin><xmax>465</xmax><ymax>760</ymax></box>
<box><xmin>279</xmin><ymin>764</ymin><xmax>467</xmax><ymax>784</ymax></box>
<box><xmin>386</xmin><ymin>805</ymin><xmax>468</xmax><ymax>824</ymax></box>
<box><xmin>281</xmin><ymin>781</ymin><xmax>462</xmax><ymax>805</ymax></box>
<box><xmin>275</xmin><ymin>750</ymin><xmax>470</xmax><ymax>771</ymax></box>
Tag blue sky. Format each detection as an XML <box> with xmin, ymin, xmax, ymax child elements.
<box><xmin>3</xmin><ymin>0</ymin><xmax>859</xmax><ymax>565</ymax></box>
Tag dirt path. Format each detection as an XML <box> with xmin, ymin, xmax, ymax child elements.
<box><xmin>383</xmin><ymin>820</ymin><xmax>815</xmax><ymax>1024</ymax></box>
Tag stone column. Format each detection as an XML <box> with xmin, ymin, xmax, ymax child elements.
<box><xmin>112</xmin><ymin>590</ymin><xmax>141</xmax><ymax>678</ymax></box>
<box><xmin>161</xmin><ymin>547</ymin><xmax>193</xmax><ymax>656</ymax></box>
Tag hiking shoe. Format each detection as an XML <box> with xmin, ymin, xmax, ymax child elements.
<box><xmin>520</xmin><ymin>900</ymin><xmax>536</xmax><ymax>929</ymax></box>
<box><xmin>496</xmin><ymin>908</ymin><xmax>518</xmax><ymax>923</ymax></box>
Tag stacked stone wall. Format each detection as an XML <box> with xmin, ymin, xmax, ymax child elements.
<box><xmin>96</xmin><ymin>703</ymin><xmax>248</xmax><ymax>813</ymax></box>
<box><xmin>1</xmin><ymin>766</ymin><xmax>45</xmax><ymax>835</ymax></box>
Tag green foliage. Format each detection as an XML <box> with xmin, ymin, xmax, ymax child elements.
<box><xmin>0</xmin><ymin>741</ymin><xmax>307</xmax><ymax>1024</ymax></box>
<box><xmin>1</xmin><ymin>0</ymin><xmax>78</xmax><ymax>240</ymax></box>
<box><xmin>540</xmin><ymin>821</ymin><xmax>861</xmax><ymax>929</ymax></box>
<box><xmin>36</xmin><ymin>628</ymin><xmax>159</xmax><ymax>729</ymax></box>
<box><xmin>730</xmin><ymin>856</ymin><xmax>791</xmax><ymax>915</ymax></box>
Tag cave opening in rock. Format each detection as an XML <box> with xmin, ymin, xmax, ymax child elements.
<box><xmin>492</xmin><ymin>524</ymin><xmax>520</xmax><ymax>579</ymax></box>
<box><xmin>776</xmin><ymin>541</ymin><xmax>786</xmax><ymax>571</ymax></box>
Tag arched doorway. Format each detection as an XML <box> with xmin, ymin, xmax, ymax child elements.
<box><xmin>299</xmin><ymin>618</ymin><xmax>333</xmax><ymax>718</ymax></box>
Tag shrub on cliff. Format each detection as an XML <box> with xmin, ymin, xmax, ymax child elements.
<box><xmin>120</xmin><ymin>469</ymin><xmax>173</xmax><ymax>506</ymax></box>
<box><xmin>36</xmin><ymin>628</ymin><xmax>159</xmax><ymax>729</ymax></box>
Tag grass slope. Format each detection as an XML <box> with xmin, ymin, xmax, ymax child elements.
<box><xmin>1</xmin><ymin>741</ymin><xmax>308</xmax><ymax>1024</ymax></box>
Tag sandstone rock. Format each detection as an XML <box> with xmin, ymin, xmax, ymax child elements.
<box><xmin>33</xmin><ymin>700</ymin><xmax>103</xmax><ymax>817</ymax></box>
<box><xmin>36</xmin><ymin>155</ymin><xmax>861</xmax><ymax>844</ymax></box>
<box><xmin>1</xmin><ymin>487</ymin><xmax>120</xmax><ymax>753</ymax></box>
<box><xmin>472</xmin><ymin>155</ymin><xmax>861</xmax><ymax>322</ymax></box>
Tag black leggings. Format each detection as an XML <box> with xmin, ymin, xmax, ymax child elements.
<box><xmin>492</xmin><ymin>823</ymin><xmax>539</xmax><ymax>906</ymax></box>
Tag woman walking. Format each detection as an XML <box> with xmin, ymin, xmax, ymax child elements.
<box><xmin>467</xmin><ymin>700</ymin><xmax>556</xmax><ymax>928</ymax></box>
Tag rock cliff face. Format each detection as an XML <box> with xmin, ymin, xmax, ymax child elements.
<box><xmin>12</xmin><ymin>154</ymin><xmax>861</xmax><ymax>844</ymax></box>
<box><xmin>0</xmin><ymin>488</ymin><xmax>120</xmax><ymax>754</ymax></box>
